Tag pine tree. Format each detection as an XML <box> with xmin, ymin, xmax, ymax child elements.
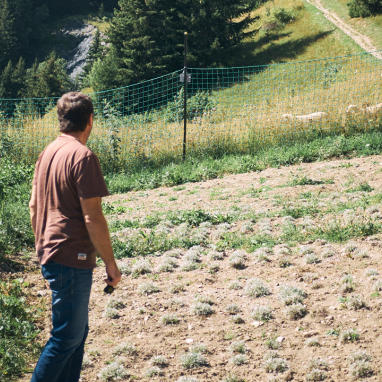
<box><xmin>0</xmin><ymin>61</ymin><xmax>14</xmax><ymax>99</ymax></box>
<box><xmin>80</xmin><ymin>28</ymin><xmax>105</xmax><ymax>86</ymax></box>
<box><xmin>347</xmin><ymin>0</ymin><xmax>382</xmax><ymax>17</ymax></box>
<box><xmin>107</xmin><ymin>0</ymin><xmax>184</xmax><ymax>86</ymax></box>
<box><xmin>0</xmin><ymin>1</ymin><xmax>17</xmax><ymax>70</ymax></box>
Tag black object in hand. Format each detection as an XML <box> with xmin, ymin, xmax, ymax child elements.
<box><xmin>104</xmin><ymin>285</ymin><xmax>114</xmax><ymax>294</ymax></box>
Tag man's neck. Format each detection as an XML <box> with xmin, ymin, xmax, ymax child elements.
<box><xmin>61</xmin><ymin>132</ymin><xmax>87</xmax><ymax>145</ymax></box>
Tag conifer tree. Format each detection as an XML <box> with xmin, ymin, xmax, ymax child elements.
<box><xmin>0</xmin><ymin>58</ymin><xmax>26</xmax><ymax>99</ymax></box>
<box><xmin>0</xmin><ymin>1</ymin><xmax>17</xmax><ymax>70</ymax></box>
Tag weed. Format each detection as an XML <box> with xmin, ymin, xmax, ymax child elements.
<box><xmin>305</xmin><ymin>253</ymin><xmax>320</xmax><ymax>264</ymax></box>
<box><xmin>374</xmin><ymin>280</ymin><xmax>382</xmax><ymax>291</ymax></box>
<box><xmin>279</xmin><ymin>257</ymin><xmax>292</xmax><ymax>268</ymax></box>
<box><xmin>169</xmin><ymin>283</ymin><xmax>184</xmax><ymax>294</ymax></box>
<box><xmin>229</xmin><ymin>251</ymin><xmax>246</xmax><ymax>269</ymax></box>
<box><xmin>118</xmin><ymin>262</ymin><xmax>131</xmax><ymax>276</ymax></box>
<box><xmin>278</xmin><ymin>285</ymin><xmax>307</xmax><ymax>305</ymax></box>
<box><xmin>306</xmin><ymin>338</ymin><xmax>320</xmax><ymax>347</ymax></box>
<box><xmin>264</xmin><ymin>337</ymin><xmax>280</xmax><ymax>350</ymax></box>
<box><xmin>176</xmin><ymin>377</ymin><xmax>199</xmax><ymax>382</ymax></box>
<box><xmin>221</xmin><ymin>375</ymin><xmax>245</xmax><ymax>382</ymax></box>
<box><xmin>112</xmin><ymin>342</ymin><xmax>137</xmax><ymax>356</ymax></box>
<box><xmin>104</xmin><ymin>307</ymin><xmax>119</xmax><ymax>319</ymax></box>
<box><xmin>263</xmin><ymin>357</ymin><xmax>289</xmax><ymax>373</ymax></box>
<box><xmin>179</xmin><ymin>352</ymin><xmax>208</xmax><ymax>369</ymax></box>
<box><xmin>244</xmin><ymin>278</ymin><xmax>271</xmax><ymax>298</ymax></box>
<box><xmin>224</xmin><ymin>331</ymin><xmax>236</xmax><ymax>341</ymax></box>
<box><xmin>195</xmin><ymin>295</ymin><xmax>214</xmax><ymax>305</ymax></box>
<box><xmin>207</xmin><ymin>251</ymin><xmax>224</xmax><ymax>261</ymax></box>
<box><xmin>311</xmin><ymin>281</ymin><xmax>322</xmax><ymax>289</ymax></box>
<box><xmin>230</xmin><ymin>315</ymin><xmax>245</xmax><ymax>324</ymax></box>
<box><xmin>309</xmin><ymin>359</ymin><xmax>329</xmax><ymax>371</ymax></box>
<box><xmin>161</xmin><ymin>314</ymin><xmax>180</xmax><ymax>325</ymax></box>
<box><xmin>300</xmin><ymin>245</ymin><xmax>314</xmax><ymax>255</ymax></box>
<box><xmin>167</xmin><ymin>298</ymin><xmax>185</xmax><ymax>307</ymax></box>
<box><xmin>180</xmin><ymin>261</ymin><xmax>198</xmax><ymax>272</ymax></box>
<box><xmin>339</xmin><ymin>329</ymin><xmax>360</xmax><ymax>343</ymax></box>
<box><xmin>97</xmin><ymin>362</ymin><xmax>129</xmax><ymax>381</ymax></box>
<box><xmin>340</xmin><ymin>295</ymin><xmax>366</xmax><ymax>310</ymax></box>
<box><xmin>229</xmin><ymin>354</ymin><xmax>247</xmax><ymax>366</ymax></box>
<box><xmin>138</xmin><ymin>307</ymin><xmax>146</xmax><ymax>314</ymax></box>
<box><xmin>82</xmin><ymin>354</ymin><xmax>93</xmax><ymax>369</ymax></box>
<box><xmin>306</xmin><ymin>369</ymin><xmax>327</xmax><ymax>381</ymax></box>
<box><xmin>190</xmin><ymin>343</ymin><xmax>208</xmax><ymax>354</ymax></box>
<box><xmin>145</xmin><ymin>366</ymin><xmax>164</xmax><ymax>377</ymax></box>
<box><xmin>191</xmin><ymin>302</ymin><xmax>214</xmax><ymax>316</ymax></box>
<box><xmin>289</xmin><ymin>176</ymin><xmax>322</xmax><ymax>186</ymax></box>
<box><xmin>349</xmin><ymin>360</ymin><xmax>373</xmax><ymax>379</ymax></box>
<box><xmin>286</xmin><ymin>303</ymin><xmax>307</xmax><ymax>320</ymax></box>
<box><xmin>157</xmin><ymin>258</ymin><xmax>177</xmax><ymax>273</ymax></box>
<box><xmin>138</xmin><ymin>282</ymin><xmax>159</xmax><ymax>296</ymax></box>
<box><xmin>322</xmin><ymin>248</ymin><xmax>336</xmax><ymax>258</ymax></box>
<box><xmin>347</xmin><ymin>351</ymin><xmax>371</xmax><ymax>364</ymax></box>
<box><xmin>263</xmin><ymin>351</ymin><xmax>281</xmax><ymax>360</ymax></box>
<box><xmin>226</xmin><ymin>304</ymin><xmax>241</xmax><ymax>314</ymax></box>
<box><xmin>365</xmin><ymin>269</ymin><xmax>379</xmax><ymax>277</ymax></box>
<box><xmin>229</xmin><ymin>280</ymin><xmax>243</xmax><ymax>290</ymax></box>
<box><xmin>184</xmin><ymin>251</ymin><xmax>201</xmax><ymax>263</ymax></box>
<box><xmin>131</xmin><ymin>259</ymin><xmax>152</xmax><ymax>275</ymax></box>
<box><xmin>150</xmin><ymin>355</ymin><xmax>168</xmax><ymax>367</ymax></box>
<box><xmin>107</xmin><ymin>297</ymin><xmax>125</xmax><ymax>310</ymax></box>
<box><xmin>209</xmin><ymin>263</ymin><xmax>220</xmax><ymax>274</ymax></box>
<box><xmin>251</xmin><ymin>306</ymin><xmax>273</xmax><ymax>322</ymax></box>
<box><xmin>346</xmin><ymin>182</ymin><xmax>374</xmax><ymax>193</ymax></box>
<box><xmin>229</xmin><ymin>341</ymin><xmax>246</xmax><ymax>354</ymax></box>
<box><xmin>327</xmin><ymin>328</ymin><xmax>341</xmax><ymax>337</ymax></box>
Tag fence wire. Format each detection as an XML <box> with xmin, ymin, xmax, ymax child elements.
<box><xmin>0</xmin><ymin>51</ymin><xmax>382</xmax><ymax>173</ymax></box>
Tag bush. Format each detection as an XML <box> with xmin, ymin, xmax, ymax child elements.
<box><xmin>271</xmin><ymin>7</ymin><xmax>296</xmax><ymax>24</ymax></box>
<box><xmin>229</xmin><ymin>354</ymin><xmax>247</xmax><ymax>366</ymax></box>
<box><xmin>145</xmin><ymin>366</ymin><xmax>164</xmax><ymax>377</ymax></box>
<box><xmin>263</xmin><ymin>357</ymin><xmax>289</xmax><ymax>373</ymax></box>
<box><xmin>179</xmin><ymin>352</ymin><xmax>208</xmax><ymax>369</ymax></box>
<box><xmin>244</xmin><ymin>278</ymin><xmax>271</xmax><ymax>298</ymax></box>
<box><xmin>251</xmin><ymin>306</ymin><xmax>273</xmax><ymax>322</ymax></box>
<box><xmin>191</xmin><ymin>302</ymin><xmax>214</xmax><ymax>316</ymax></box>
<box><xmin>229</xmin><ymin>341</ymin><xmax>246</xmax><ymax>354</ymax></box>
<box><xmin>97</xmin><ymin>362</ymin><xmax>129</xmax><ymax>381</ymax></box>
<box><xmin>286</xmin><ymin>303</ymin><xmax>307</xmax><ymax>320</ymax></box>
<box><xmin>0</xmin><ymin>279</ymin><xmax>41</xmax><ymax>380</ymax></box>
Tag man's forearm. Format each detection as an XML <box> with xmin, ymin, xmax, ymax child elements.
<box><xmin>85</xmin><ymin>215</ymin><xmax>115</xmax><ymax>266</ymax></box>
<box><xmin>29</xmin><ymin>207</ymin><xmax>37</xmax><ymax>236</ymax></box>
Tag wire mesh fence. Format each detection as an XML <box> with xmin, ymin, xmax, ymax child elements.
<box><xmin>0</xmin><ymin>51</ymin><xmax>382</xmax><ymax>173</ymax></box>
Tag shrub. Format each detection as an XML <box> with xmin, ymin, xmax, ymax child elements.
<box><xmin>131</xmin><ymin>259</ymin><xmax>152</xmax><ymax>274</ymax></box>
<box><xmin>286</xmin><ymin>303</ymin><xmax>307</xmax><ymax>320</ymax></box>
<box><xmin>279</xmin><ymin>285</ymin><xmax>306</xmax><ymax>305</ymax></box>
<box><xmin>112</xmin><ymin>342</ymin><xmax>137</xmax><ymax>356</ymax></box>
<box><xmin>263</xmin><ymin>351</ymin><xmax>281</xmax><ymax>360</ymax></box>
<box><xmin>229</xmin><ymin>280</ymin><xmax>242</xmax><ymax>290</ymax></box>
<box><xmin>226</xmin><ymin>304</ymin><xmax>240</xmax><ymax>314</ymax></box>
<box><xmin>118</xmin><ymin>262</ymin><xmax>131</xmax><ymax>275</ymax></box>
<box><xmin>150</xmin><ymin>355</ymin><xmax>168</xmax><ymax>367</ymax></box>
<box><xmin>221</xmin><ymin>375</ymin><xmax>245</xmax><ymax>382</ymax></box>
<box><xmin>190</xmin><ymin>343</ymin><xmax>208</xmax><ymax>354</ymax></box>
<box><xmin>184</xmin><ymin>251</ymin><xmax>201</xmax><ymax>263</ymax></box>
<box><xmin>229</xmin><ymin>341</ymin><xmax>246</xmax><ymax>354</ymax></box>
<box><xmin>309</xmin><ymin>359</ymin><xmax>329</xmax><ymax>370</ymax></box>
<box><xmin>169</xmin><ymin>283</ymin><xmax>185</xmax><ymax>294</ymax></box>
<box><xmin>264</xmin><ymin>337</ymin><xmax>280</xmax><ymax>350</ymax></box>
<box><xmin>229</xmin><ymin>251</ymin><xmax>246</xmax><ymax>269</ymax></box>
<box><xmin>180</xmin><ymin>260</ymin><xmax>198</xmax><ymax>272</ymax></box>
<box><xmin>347</xmin><ymin>351</ymin><xmax>371</xmax><ymax>364</ymax></box>
<box><xmin>191</xmin><ymin>302</ymin><xmax>214</xmax><ymax>316</ymax></box>
<box><xmin>322</xmin><ymin>248</ymin><xmax>335</xmax><ymax>258</ymax></box>
<box><xmin>306</xmin><ymin>369</ymin><xmax>327</xmax><ymax>381</ymax></box>
<box><xmin>176</xmin><ymin>377</ymin><xmax>199</xmax><ymax>382</ymax></box>
<box><xmin>195</xmin><ymin>295</ymin><xmax>214</xmax><ymax>305</ymax></box>
<box><xmin>279</xmin><ymin>257</ymin><xmax>292</xmax><ymax>268</ymax></box>
<box><xmin>365</xmin><ymin>268</ymin><xmax>379</xmax><ymax>277</ymax></box>
<box><xmin>271</xmin><ymin>6</ymin><xmax>295</xmax><ymax>24</ymax></box>
<box><xmin>230</xmin><ymin>315</ymin><xmax>245</xmax><ymax>324</ymax></box>
<box><xmin>344</xmin><ymin>295</ymin><xmax>366</xmax><ymax>310</ymax></box>
<box><xmin>97</xmin><ymin>362</ymin><xmax>128</xmax><ymax>381</ymax></box>
<box><xmin>263</xmin><ymin>357</ymin><xmax>289</xmax><ymax>373</ymax></box>
<box><xmin>107</xmin><ymin>297</ymin><xmax>125</xmax><ymax>309</ymax></box>
<box><xmin>306</xmin><ymin>338</ymin><xmax>320</xmax><ymax>347</ymax></box>
<box><xmin>138</xmin><ymin>282</ymin><xmax>159</xmax><ymax>296</ymax></box>
<box><xmin>375</xmin><ymin>280</ymin><xmax>382</xmax><ymax>291</ymax></box>
<box><xmin>207</xmin><ymin>251</ymin><xmax>224</xmax><ymax>261</ymax></box>
<box><xmin>104</xmin><ymin>307</ymin><xmax>119</xmax><ymax>319</ymax></box>
<box><xmin>229</xmin><ymin>354</ymin><xmax>247</xmax><ymax>366</ymax></box>
<box><xmin>179</xmin><ymin>352</ymin><xmax>208</xmax><ymax>369</ymax></box>
<box><xmin>349</xmin><ymin>360</ymin><xmax>373</xmax><ymax>378</ymax></box>
<box><xmin>145</xmin><ymin>366</ymin><xmax>164</xmax><ymax>377</ymax></box>
<box><xmin>305</xmin><ymin>253</ymin><xmax>320</xmax><ymax>264</ymax></box>
<box><xmin>244</xmin><ymin>278</ymin><xmax>271</xmax><ymax>298</ymax></box>
<box><xmin>251</xmin><ymin>306</ymin><xmax>273</xmax><ymax>322</ymax></box>
<box><xmin>161</xmin><ymin>314</ymin><xmax>180</xmax><ymax>325</ymax></box>
<box><xmin>339</xmin><ymin>329</ymin><xmax>360</xmax><ymax>343</ymax></box>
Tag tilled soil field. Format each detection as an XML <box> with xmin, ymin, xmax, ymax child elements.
<box><xmin>18</xmin><ymin>155</ymin><xmax>382</xmax><ymax>382</ymax></box>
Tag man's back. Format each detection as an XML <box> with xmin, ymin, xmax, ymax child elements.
<box><xmin>33</xmin><ymin>135</ymin><xmax>108</xmax><ymax>269</ymax></box>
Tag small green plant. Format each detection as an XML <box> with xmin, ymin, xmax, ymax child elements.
<box><xmin>150</xmin><ymin>355</ymin><xmax>168</xmax><ymax>367</ymax></box>
<box><xmin>229</xmin><ymin>251</ymin><xmax>246</xmax><ymax>269</ymax></box>
<box><xmin>138</xmin><ymin>282</ymin><xmax>159</xmax><ymax>296</ymax></box>
<box><xmin>346</xmin><ymin>182</ymin><xmax>374</xmax><ymax>193</ymax></box>
<box><xmin>327</xmin><ymin>328</ymin><xmax>341</xmax><ymax>337</ymax></box>
<box><xmin>244</xmin><ymin>278</ymin><xmax>271</xmax><ymax>298</ymax></box>
<box><xmin>229</xmin><ymin>280</ymin><xmax>242</xmax><ymax>290</ymax></box>
<box><xmin>169</xmin><ymin>283</ymin><xmax>185</xmax><ymax>294</ymax></box>
<box><xmin>97</xmin><ymin>362</ymin><xmax>128</xmax><ymax>381</ymax></box>
<box><xmin>230</xmin><ymin>315</ymin><xmax>245</xmax><ymax>324</ymax></box>
<box><xmin>226</xmin><ymin>304</ymin><xmax>240</xmax><ymax>314</ymax></box>
<box><xmin>308</xmin><ymin>358</ymin><xmax>329</xmax><ymax>371</ymax></box>
<box><xmin>347</xmin><ymin>351</ymin><xmax>371</xmax><ymax>364</ymax></box>
<box><xmin>104</xmin><ymin>307</ymin><xmax>119</xmax><ymax>319</ymax></box>
<box><xmin>306</xmin><ymin>338</ymin><xmax>320</xmax><ymax>347</ymax></box>
<box><xmin>131</xmin><ymin>259</ymin><xmax>152</xmax><ymax>274</ymax></box>
<box><xmin>161</xmin><ymin>314</ymin><xmax>180</xmax><ymax>325</ymax></box>
<box><xmin>349</xmin><ymin>361</ymin><xmax>373</xmax><ymax>379</ymax></box>
<box><xmin>263</xmin><ymin>357</ymin><xmax>289</xmax><ymax>373</ymax></box>
<box><xmin>191</xmin><ymin>302</ymin><xmax>214</xmax><ymax>316</ymax></box>
<box><xmin>229</xmin><ymin>341</ymin><xmax>246</xmax><ymax>354</ymax></box>
<box><xmin>207</xmin><ymin>251</ymin><xmax>224</xmax><ymax>261</ymax></box>
<box><xmin>107</xmin><ymin>297</ymin><xmax>125</xmax><ymax>309</ymax></box>
<box><xmin>176</xmin><ymin>377</ymin><xmax>200</xmax><ymax>382</ymax></box>
<box><xmin>145</xmin><ymin>366</ymin><xmax>164</xmax><ymax>377</ymax></box>
<box><xmin>339</xmin><ymin>329</ymin><xmax>360</xmax><ymax>343</ymax></box>
<box><xmin>190</xmin><ymin>343</ymin><xmax>208</xmax><ymax>354</ymax></box>
<box><xmin>180</xmin><ymin>260</ymin><xmax>198</xmax><ymax>272</ymax></box>
<box><xmin>365</xmin><ymin>268</ymin><xmax>379</xmax><ymax>277</ymax></box>
<box><xmin>221</xmin><ymin>374</ymin><xmax>245</xmax><ymax>382</ymax></box>
<box><xmin>264</xmin><ymin>337</ymin><xmax>280</xmax><ymax>350</ymax></box>
<box><xmin>229</xmin><ymin>354</ymin><xmax>247</xmax><ymax>366</ymax></box>
<box><xmin>305</xmin><ymin>253</ymin><xmax>320</xmax><ymax>264</ymax></box>
<box><xmin>339</xmin><ymin>295</ymin><xmax>366</xmax><ymax>310</ymax></box>
<box><xmin>112</xmin><ymin>342</ymin><xmax>137</xmax><ymax>356</ymax></box>
<box><xmin>278</xmin><ymin>285</ymin><xmax>307</xmax><ymax>305</ymax></box>
<box><xmin>118</xmin><ymin>262</ymin><xmax>131</xmax><ymax>275</ymax></box>
<box><xmin>306</xmin><ymin>369</ymin><xmax>327</xmax><ymax>381</ymax></box>
<box><xmin>195</xmin><ymin>295</ymin><xmax>214</xmax><ymax>305</ymax></box>
<box><xmin>286</xmin><ymin>303</ymin><xmax>307</xmax><ymax>320</ymax></box>
<box><xmin>251</xmin><ymin>306</ymin><xmax>273</xmax><ymax>322</ymax></box>
<box><xmin>179</xmin><ymin>352</ymin><xmax>208</xmax><ymax>369</ymax></box>
<box><xmin>279</xmin><ymin>257</ymin><xmax>292</xmax><ymax>268</ymax></box>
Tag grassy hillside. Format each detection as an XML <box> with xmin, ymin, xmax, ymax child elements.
<box><xmin>319</xmin><ymin>0</ymin><xmax>382</xmax><ymax>51</ymax></box>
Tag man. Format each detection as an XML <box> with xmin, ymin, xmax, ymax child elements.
<box><xmin>29</xmin><ymin>92</ymin><xmax>121</xmax><ymax>382</ymax></box>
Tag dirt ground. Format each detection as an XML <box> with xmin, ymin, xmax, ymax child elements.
<box><xmin>16</xmin><ymin>154</ymin><xmax>382</xmax><ymax>382</ymax></box>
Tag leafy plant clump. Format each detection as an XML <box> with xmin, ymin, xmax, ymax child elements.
<box><xmin>229</xmin><ymin>354</ymin><xmax>247</xmax><ymax>366</ymax></box>
<box><xmin>97</xmin><ymin>362</ymin><xmax>129</xmax><ymax>381</ymax></box>
<box><xmin>138</xmin><ymin>282</ymin><xmax>160</xmax><ymax>296</ymax></box>
<box><xmin>179</xmin><ymin>352</ymin><xmax>208</xmax><ymax>369</ymax></box>
<box><xmin>286</xmin><ymin>303</ymin><xmax>307</xmax><ymax>320</ymax></box>
<box><xmin>347</xmin><ymin>351</ymin><xmax>373</xmax><ymax>379</ymax></box>
<box><xmin>251</xmin><ymin>305</ymin><xmax>273</xmax><ymax>322</ymax></box>
<box><xmin>161</xmin><ymin>314</ymin><xmax>180</xmax><ymax>325</ymax></box>
<box><xmin>145</xmin><ymin>366</ymin><xmax>164</xmax><ymax>377</ymax></box>
<box><xmin>339</xmin><ymin>329</ymin><xmax>360</xmax><ymax>343</ymax></box>
<box><xmin>244</xmin><ymin>278</ymin><xmax>271</xmax><ymax>298</ymax></box>
<box><xmin>191</xmin><ymin>302</ymin><xmax>214</xmax><ymax>316</ymax></box>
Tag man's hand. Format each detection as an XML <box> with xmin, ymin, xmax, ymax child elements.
<box><xmin>105</xmin><ymin>261</ymin><xmax>122</xmax><ymax>287</ymax></box>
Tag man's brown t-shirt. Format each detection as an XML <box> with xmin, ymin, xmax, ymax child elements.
<box><xmin>33</xmin><ymin>135</ymin><xmax>109</xmax><ymax>269</ymax></box>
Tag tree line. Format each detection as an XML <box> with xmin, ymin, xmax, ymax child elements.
<box><xmin>1</xmin><ymin>0</ymin><xmax>267</xmax><ymax>100</ymax></box>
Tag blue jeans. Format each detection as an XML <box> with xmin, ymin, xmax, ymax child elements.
<box><xmin>31</xmin><ymin>261</ymin><xmax>93</xmax><ymax>382</ymax></box>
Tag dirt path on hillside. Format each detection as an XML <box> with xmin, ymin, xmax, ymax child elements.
<box><xmin>305</xmin><ymin>0</ymin><xmax>382</xmax><ymax>60</ymax></box>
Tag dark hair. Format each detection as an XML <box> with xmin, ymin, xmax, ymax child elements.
<box><xmin>57</xmin><ymin>92</ymin><xmax>94</xmax><ymax>133</ymax></box>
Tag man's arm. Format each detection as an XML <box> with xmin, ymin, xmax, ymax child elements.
<box><xmin>29</xmin><ymin>185</ymin><xmax>37</xmax><ymax>235</ymax></box>
<box><xmin>80</xmin><ymin>196</ymin><xmax>121</xmax><ymax>287</ymax></box>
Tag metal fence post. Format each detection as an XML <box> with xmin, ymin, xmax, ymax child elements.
<box><xmin>183</xmin><ymin>32</ymin><xmax>188</xmax><ymax>162</ymax></box>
